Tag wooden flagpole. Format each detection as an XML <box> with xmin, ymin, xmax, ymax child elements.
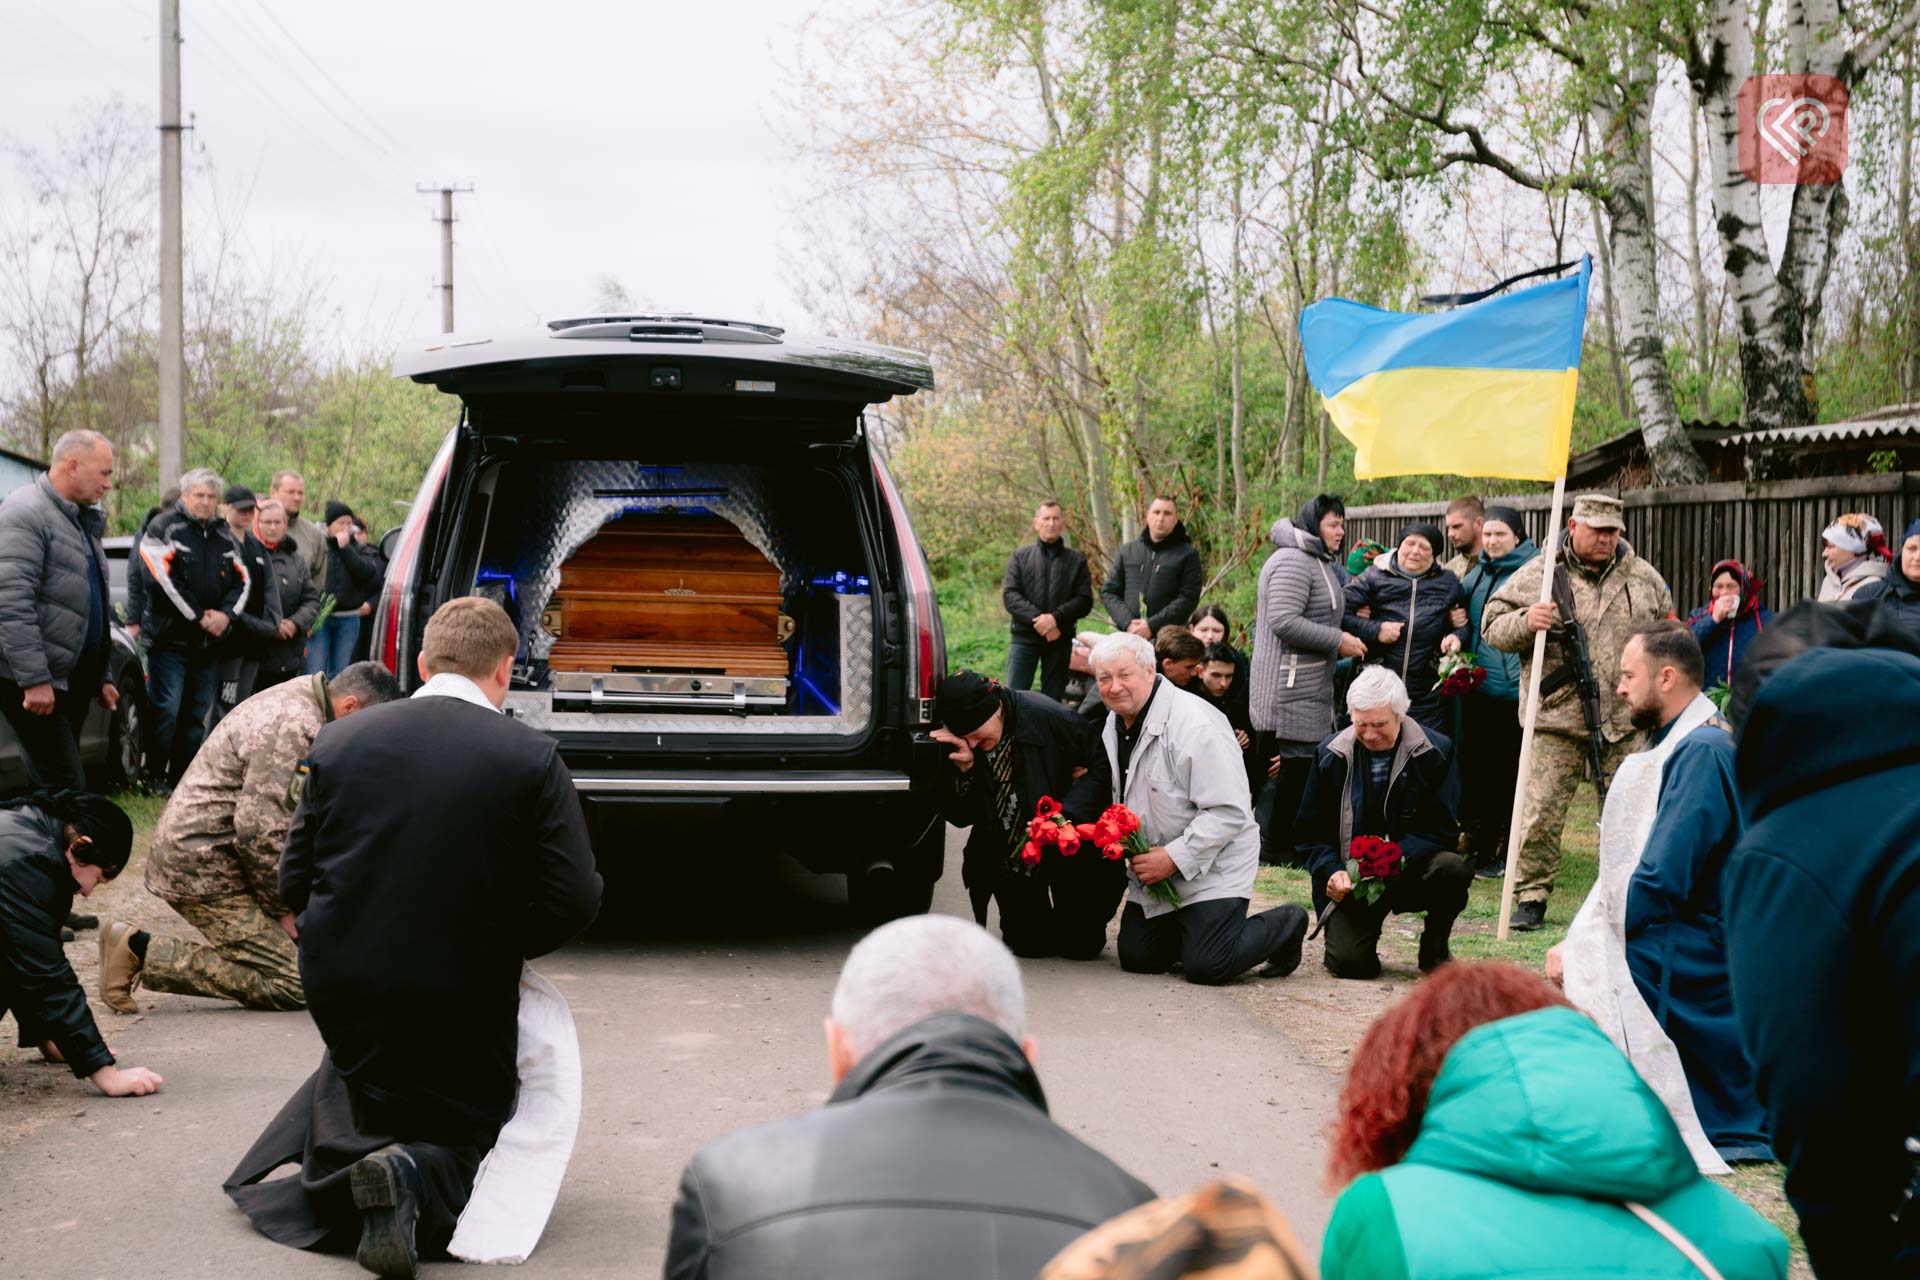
<box><xmin>1496</xmin><ymin>470</ymin><xmax>1567</xmax><ymax>940</ymax></box>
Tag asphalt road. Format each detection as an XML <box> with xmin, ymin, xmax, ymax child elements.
<box><xmin>0</xmin><ymin>830</ymin><xmax>1340</xmax><ymax>1278</ymax></box>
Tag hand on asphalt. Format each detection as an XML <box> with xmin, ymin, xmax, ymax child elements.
<box><xmin>92</xmin><ymin>1065</ymin><xmax>164</xmax><ymax>1097</ymax></box>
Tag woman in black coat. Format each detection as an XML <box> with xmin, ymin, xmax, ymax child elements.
<box><xmin>1342</xmin><ymin>523</ymin><xmax>1468</xmax><ymax>739</ymax></box>
<box><xmin>0</xmin><ymin>790</ymin><xmax>161</xmax><ymax>1096</ymax></box>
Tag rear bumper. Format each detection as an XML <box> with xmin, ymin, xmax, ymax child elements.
<box><xmin>570</xmin><ymin>768</ymin><xmax>911</xmax><ymax>795</ymax></box>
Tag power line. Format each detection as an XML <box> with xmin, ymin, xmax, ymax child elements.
<box><xmin>177</xmin><ymin>15</ymin><xmax>408</xmax><ymax>210</ymax></box>
<box><xmin>214</xmin><ymin>0</ymin><xmax>401</xmax><ymax>161</ymax></box>
<box><xmin>245</xmin><ymin>0</ymin><xmax>410</xmax><ymax>153</ymax></box>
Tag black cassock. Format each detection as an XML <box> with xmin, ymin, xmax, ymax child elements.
<box><xmin>225</xmin><ymin>690</ymin><xmax>602</xmax><ymax>1257</ymax></box>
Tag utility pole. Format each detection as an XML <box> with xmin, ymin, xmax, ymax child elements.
<box><xmin>416</xmin><ymin>183</ymin><xmax>473</xmax><ymax>333</ymax></box>
<box><xmin>158</xmin><ymin>0</ymin><xmax>184</xmax><ymax>489</ymax></box>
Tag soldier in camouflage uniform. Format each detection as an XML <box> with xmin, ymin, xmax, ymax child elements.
<box><xmin>96</xmin><ymin>662</ymin><xmax>401</xmax><ymax>1012</ymax></box>
<box><xmin>1481</xmin><ymin>494</ymin><xmax>1673</xmax><ymax>931</ymax></box>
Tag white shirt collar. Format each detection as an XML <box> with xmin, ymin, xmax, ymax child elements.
<box><xmin>411</xmin><ymin>670</ymin><xmax>503</xmax><ymax>715</ymax></box>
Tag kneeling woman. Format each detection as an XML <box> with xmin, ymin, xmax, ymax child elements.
<box><xmin>0</xmin><ymin>790</ymin><xmax>162</xmax><ymax>1097</ymax></box>
<box><xmin>1321</xmin><ymin>963</ymin><xmax>1786</xmax><ymax>1279</ymax></box>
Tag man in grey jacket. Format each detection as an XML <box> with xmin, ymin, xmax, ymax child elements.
<box><xmin>1092</xmin><ymin>632</ymin><xmax>1309</xmax><ymax>984</ymax></box>
<box><xmin>0</xmin><ymin>430</ymin><xmax>122</xmax><ymax>789</ymax></box>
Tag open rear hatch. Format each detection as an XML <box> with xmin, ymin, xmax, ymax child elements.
<box><xmin>394</xmin><ymin>315</ymin><xmax>932</xmax><ymax>732</ymax></box>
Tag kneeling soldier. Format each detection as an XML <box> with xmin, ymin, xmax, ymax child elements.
<box><xmin>98</xmin><ymin>662</ymin><xmax>400</xmax><ymax>1012</ymax></box>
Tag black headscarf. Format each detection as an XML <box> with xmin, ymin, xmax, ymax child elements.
<box><xmin>1295</xmin><ymin>494</ymin><xmax>1345</xmax><ymax>539</ymax></box>
<box><xmin>933</xmin><ymin>670</ymin><xmax>1009</xmax><ymax>736</ymax></box>
<box><xmin>1483</xmin><ymin>505</ymin><xmax>1526</xmax><ymax>536</ymax></box>
<box><xmin>1400</xmin><ymin>522</ymin><xmax>1445</xmax><ymax>559</ymax></box>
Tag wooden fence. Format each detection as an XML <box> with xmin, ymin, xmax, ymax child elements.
<box><xmin>1345</xmin><ymin>473</ymin><xmax>1920</xmax><ymax>615</ymax></box>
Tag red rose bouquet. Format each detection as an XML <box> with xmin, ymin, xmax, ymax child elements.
<box><xmin>1309</xmin><ymin>834</ymin><xmax>1404</xmax><ymax>938</ymax></box>
<box><xmin>1434</xmin><ymin>651</ymin><xmax>1487</xmax><ymax>699</ymax></box>
<box><xmin>1346</xmin><ymin>835</ymin><xmax>1404</xmax><ymax>903</ymax></box>
<box><xmin>1075</xmin><ymin>802</ymin><xmax>1181</xmax><ymax>909</ymax></box>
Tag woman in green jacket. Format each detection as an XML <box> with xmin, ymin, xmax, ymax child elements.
<box><xmin>1455</xmin><ymin>507</ymin><xmax>1538</xmax><ymax>875</ymax></box>
<box><xmin>1322</xmin><ymin>962</ymin><xmax>1786</xmax><ymax>1280</ymax></box>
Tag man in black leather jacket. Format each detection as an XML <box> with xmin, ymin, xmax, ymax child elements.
<box><xmin>664</xmin><ymin>915</ymin><xmax>1154</xmax><ymax>1280</ymax></box>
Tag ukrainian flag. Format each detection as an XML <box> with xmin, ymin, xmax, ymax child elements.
<box><xmin>1299</xmin><ymin>257</ymin><xmax>1591</xmax><ymax>481</ymax></box>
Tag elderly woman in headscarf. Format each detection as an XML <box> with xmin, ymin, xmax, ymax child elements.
<box><xmin>1817</xmin><ymin>512</ymin><xmax>1892</xmax><ymax>602</ymax></box>
<box><xmin>1686</xmin><ymin>560</ymin><xmax>1773</xmax><ymax>690</ymax></box>
<box><xmin>1342</xmin><ymin>521</ymin><xmax>1469</xmax><ymax>739</ymax></box>
<box><xmin>1250</xmin><ymin>494</ymin><xmax>1369</xmax><ymax>865</ymax></box>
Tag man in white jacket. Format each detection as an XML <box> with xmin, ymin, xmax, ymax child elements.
<box><xmin>1091</xmin><ymin>632</ymin><xmax>1309</xmax><ymax>984</ymax></box>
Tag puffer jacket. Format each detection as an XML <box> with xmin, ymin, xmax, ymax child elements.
<box><xmin>1321</xmin><ymin>1007</ymin><xmax>1787</xmax><ymax>1279</ymax></box>
<box><xmin>0</xmin><ymin>475</ymin><xmax>111</xmax><ymax>690</ymax></box>
<box><xmin>1460</xmin><ymin>539</ymin><xmax>1539</xmax><ymax>701</ymax></box>
<box><xmin>1343</xmin><ymin>551</ymin><xmax>1468</xmax><ymax>704</ymax></box>
<box><xmin>664</xmin><ymin>1012</ymin><xmax>1155</xmax><ymax>1280</ymax></box>
<box><xmin>1100</xmin><ymin>522</ymin><xmax>1203</xmax><ymax>633</ymax></box>
<box><xmin>1249</xmin><ymin>517</ymin><xmax>1349</xmax><ymax>742</ymax></box>
<box><xmin>0</xmin><ymin>806</ymin><xmax>114</xmax><ymax>1078</ymax></box>
<box><xmin>260</xmin><ymin>538</ymin><xmax>321</xmax><ymax>673</ymax></box>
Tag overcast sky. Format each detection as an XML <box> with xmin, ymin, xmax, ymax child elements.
<box><xmin>3</xmin><ymin>0</ymin><xmax>847</xmax><ymax>355</ymax></box>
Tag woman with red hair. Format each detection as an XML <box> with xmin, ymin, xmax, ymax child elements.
<box><xmin>1321</xmin><ymin>963</ymin><xmax>1786</xmax><ymax>1279</ymax></box>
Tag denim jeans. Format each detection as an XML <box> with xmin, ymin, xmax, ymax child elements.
<box><xmin>306</xmin><ymin>614</ymin><xmax>362</xmax><ymax>679</ymax></box>
<box><xmin>148</xmin><ymin>647</ymin><xmax>219</xmax><ymax>783</ymax></box>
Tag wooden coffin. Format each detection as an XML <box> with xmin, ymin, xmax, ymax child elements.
<box><xmin>542</xmin><ymin>513</ymin><xmax>792</xmax><ymax>709</ymax></box>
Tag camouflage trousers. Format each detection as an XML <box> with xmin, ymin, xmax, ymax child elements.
<box><xmin>142</xmin><ymin>893</ymin><xmax>305</xmax><ymax>1011</ymax></box>
<box><xmin>1514</xmin><ymin>730</ymin><xmax>1643</xmax><ymax>906</ymax></box>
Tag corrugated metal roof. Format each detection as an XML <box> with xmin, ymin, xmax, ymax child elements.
<box><xmin>1732</xmin><ymin>414</ymin><xmax>1920</xmax><ymax>446</ymax></box>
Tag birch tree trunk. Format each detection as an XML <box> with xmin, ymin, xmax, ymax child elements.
<box><xmin>1694</xmin><ymin>0</ymin><xmax>1814</xmax><ymax>430</ymax></box>
<box><xmin>1229</xmin><ymin>166</ymin><xmax>1247</xmax><ymax>529</ymax></box>
<box><xmin>1686</xmin><ymin>103</ymin><xmax>1715</xmax><ymax>420</ymax></box>
<box><xmin>1595</xmin><ymin>66</ymin><xmax>1710</xmax><ymax>484</ymax></box>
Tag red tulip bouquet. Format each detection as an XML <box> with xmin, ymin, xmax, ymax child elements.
<box><xmin>1075</xmin><ymin>802</ymin><xmax>1180</xmax><ymax>909</ymax></box>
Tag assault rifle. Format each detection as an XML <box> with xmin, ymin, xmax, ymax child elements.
<box><xmin>1537</xmin><ymin>564</ymin><xmax>1610</xmax><ymax>801</ymax></box>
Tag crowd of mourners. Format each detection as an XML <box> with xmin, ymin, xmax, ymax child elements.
<box><xmin>986</xmin><ymin>488</ymin><xmax>1920</xmax><ymax>1277</ymax></box>
<box><xmin>0</xmin><ymin>430</ymin><xmax>1916</xmax><ymax>1278</ymax></box>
